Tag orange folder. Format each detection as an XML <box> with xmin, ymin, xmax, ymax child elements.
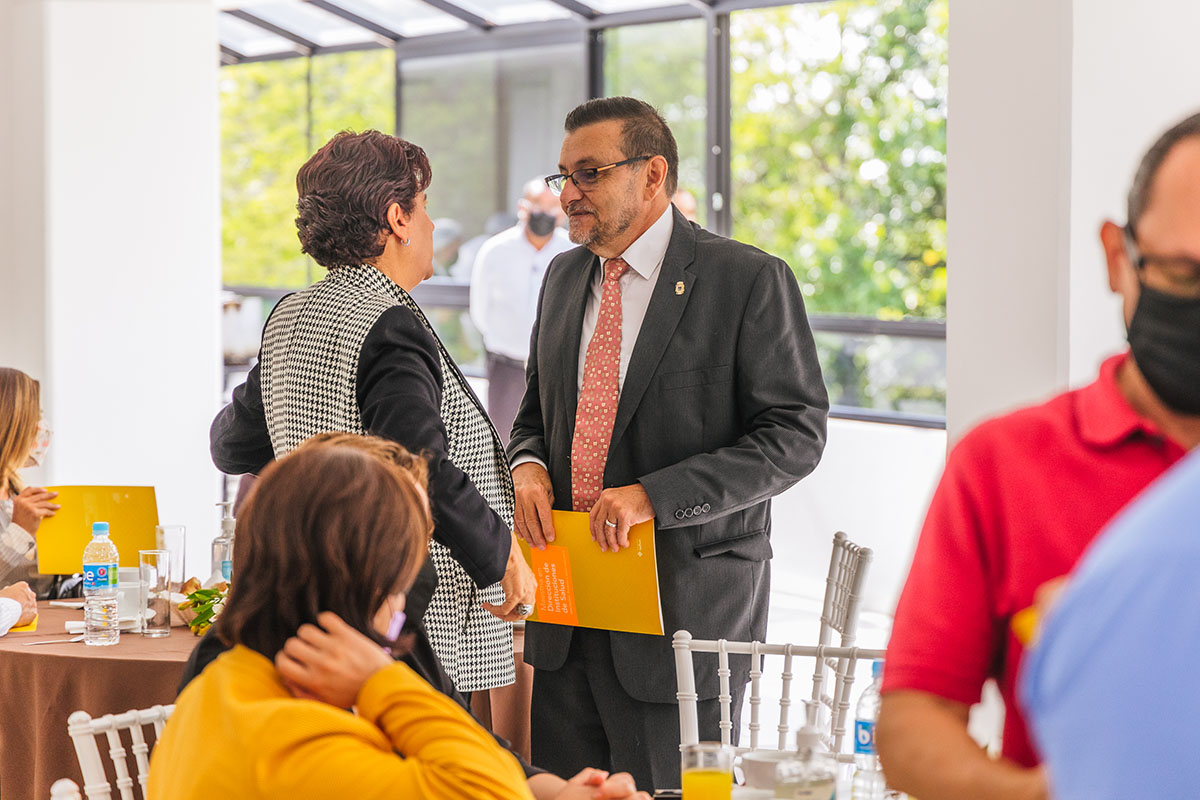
<box><xmin>36</xmin><ymin>486</ymin><xmax>159</xmax><ymax>574</ymax></box>
<box><xmin>518</xmin><ymin>510</ymin><xmax>663</xmax><ymax>636</ymax></box>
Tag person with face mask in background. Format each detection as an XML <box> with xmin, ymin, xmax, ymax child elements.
<box><xmin>876</xmin><ymin>111</ymin><xmax>1200</xmax><ymax>800</ymax></box>
<box><xmin>469</xmin><ymin>179</ymin><xmax>573</xmax><ymax>446</ymax></box>
<box><xmin>0</xmin><ymin>367</ymin><xmax>60</xmax><ymax>598</ymax></box>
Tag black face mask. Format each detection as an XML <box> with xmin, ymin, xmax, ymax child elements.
<box><xmin>527</xmin><ymin>211</ymin><xmax>556</xmax><ymax>237</ymax></box>
<box><xmin>1127</xmin><ymin>284</ymin><xmax>1200</xmax><ymax>415</ymax></box>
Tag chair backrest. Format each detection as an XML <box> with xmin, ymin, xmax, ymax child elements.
<box><xmin>810</xmin><ymin>532</ymin><xmax>873</xmax><ymax>754</ymax></box>
<box><xmin>66</xmin><ymin>704</ymin><xmax>174</xmax><ymax>800</ymax></box>
<box><xmin>50</xmin><ymin>779</ymin><xmax>82</xmax><ymax>800</ymax></box>
<box><xmin>673</xmin><ymin>632</ymin><xmax>885</xmax><ymax>763</ymax></box>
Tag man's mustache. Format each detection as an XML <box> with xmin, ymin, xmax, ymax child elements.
<box><xmin>566</xmin><ymin>202</ymin><xmax>596</xmax><ymax>216</ymax></box>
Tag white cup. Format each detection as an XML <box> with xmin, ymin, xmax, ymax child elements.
<box><xmin>740</xmin><ymin>750</ymin><xmax>794</xmax><ymax>789</ymax></box>
<box><xmin>116</xmin><ymin>567</ymin><xmax>143</xmax><ymax>621</ymax></box>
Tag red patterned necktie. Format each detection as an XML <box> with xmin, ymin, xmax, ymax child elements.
<box><xmin>571</xmin><ymin>257</ymin><xmax>629</xmax><ymax>512</ymax></box>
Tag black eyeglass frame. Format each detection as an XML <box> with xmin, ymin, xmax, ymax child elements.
<box><xmin>1123</xmin><ymin>224</ymin><xmax>1200</xmax><ymax>298</ymax></box>
<box><xmin>544</xmin><ymin>155</ymin><xmax>653</xmax><ymax>196</ymax></box>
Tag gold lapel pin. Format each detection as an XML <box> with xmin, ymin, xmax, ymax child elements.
<box><xmin>675</xmin><ymin>281</ymin><xmax>685</xmax><ymax>295</ymax></box>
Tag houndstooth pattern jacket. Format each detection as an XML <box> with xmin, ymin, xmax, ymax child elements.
<box><xmin>258</xmin><ymin>264</ymin><xmax>516</xmax><ymax>693</ymax></box>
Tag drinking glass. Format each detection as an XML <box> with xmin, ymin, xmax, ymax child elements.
<box><xmin>155</xmin><ymin>525</ymin><xmax>187</xmax><ymax>592</ymax></box>
<box><xmin>139</xmin><ymin>549</ymin><xmax>171</xmax><ymax>637</ymax></box>
<box><xmin>681</xmin><ymin>742</ymin><xmax>734</xmax><ymax>800</ymax></box>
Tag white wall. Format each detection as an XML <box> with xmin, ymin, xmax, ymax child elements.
<box><xmin>948</xmin><ymin>0</ymin><xmax>1200</xmax><ymax>438</ymax></box>
<box><xmin>1</xmin><ymin>0</ymin><xmax>222</xmax><ymax>578</ymax></box>
<box><xmin>1067</xmin><ymin>0</ymin><xmax>1200</xmax><ymax>385</ymax></box>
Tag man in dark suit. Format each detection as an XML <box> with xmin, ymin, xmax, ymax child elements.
<box><xmin>508</xmin><ymin>97</ymin><xmax>829</xmax><ymax>791</ymax></box>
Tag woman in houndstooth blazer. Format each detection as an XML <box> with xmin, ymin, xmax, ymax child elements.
<box><xmin>210</xmin><ymin>130</ymin><xmax>537</xmax><ymax>696</ymax></box>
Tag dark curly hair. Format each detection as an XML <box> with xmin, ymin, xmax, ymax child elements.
<box><xmin>295</xmin><ymin>130</ymin><xmax>432</xmax><ymax>268</ymax></box>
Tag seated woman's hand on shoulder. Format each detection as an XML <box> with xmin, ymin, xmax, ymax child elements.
<box><xmin>12</xmin><ymin>486</ymin><xmax>59</xmax><ymax>534</ymax></box>
<box><xmin>0</xmin><ymin>581</ymin><xmax>38</xmax><ymax>626</ymax></box>
<box><xmin>275</xmin><ymin>611</ymin><xmax>393</xmax><ymax>707</ymax></box>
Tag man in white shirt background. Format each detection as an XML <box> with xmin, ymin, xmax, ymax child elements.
<box><xmin>469</xmin><ymin>179</ymin><xmax>573</xmax><ymax>444</ymax></box>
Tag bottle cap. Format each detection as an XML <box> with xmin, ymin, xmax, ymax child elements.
<box><xmin>872</xmin><ymin>659</ymin><xmax>884</xmax><ymax>679</ymax></box>
<box><xmin>92</xmin><ymin>521</ymin><xmax>109</xmax><ymax>536</ymax></box>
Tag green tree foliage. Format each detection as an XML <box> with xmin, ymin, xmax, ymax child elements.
<box><xmin>220</xmin><ymin>50</ymin><xmax>394</xmax><ymax>288</ymax></box>
<box><xmin>731</xmin><ymin>0</ymin><xmax>947</xmax><ymax>319</ymax></box>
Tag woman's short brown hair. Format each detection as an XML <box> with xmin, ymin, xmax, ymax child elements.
<box><xmin>0</xmin><ymin>368</ymin><xmax>40</xmax><ymax>495</ymax></box>
<box><xmin>218</xmin><ymin>435</ymin><xmax>432</xmax><ymax>657</ymax></box>
<box><xmin>295</xmin><ymin>130</ymin><xmax>432</xmax><ymax>269</ymax></box>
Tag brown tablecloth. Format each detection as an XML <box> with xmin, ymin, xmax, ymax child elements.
<box><xmin>0</xmin><ymin>602</ymin><xmax>195</xmax><ymax>800</ymax></box>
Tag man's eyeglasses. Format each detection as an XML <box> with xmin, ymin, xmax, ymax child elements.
<box><xmin>1124</xmin><ymin>226</ymin><xmax>1200</xmax><ymax>299</ymax></box>
<box><xmin>544</xmin><ymin>156</ymin><xmax>652</xmax><ymax>196</ymax></box>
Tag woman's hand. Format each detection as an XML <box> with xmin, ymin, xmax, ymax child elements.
<box><xmin>550</xmin><ymin>769</ymin><xmax>649</xmax><ymax>800</ymax></box>
<box><xmin>12</xmin><ymin>487</ymin><xmax>59</xmax><ymax>534</ymax></box>
<box><xmin>0</xmin><ymin>581</ymin><xmax>38</xmax><ymax>626</ymax></box>
<box><xmin>274</xmin><ymin>611</ymin><xmax>393</xmax><ymax>708</ymax></box>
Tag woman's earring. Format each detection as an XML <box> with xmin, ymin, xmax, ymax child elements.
<box><xmin>400</xmin><ymin>237</ymin><xmax>410</xmax><ymax>247</ymax></box>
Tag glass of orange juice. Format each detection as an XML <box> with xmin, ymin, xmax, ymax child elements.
<box><xmin>681</xmin><ymin>742</ymin><xmax>734</xmax><ymax>800</ymax></box>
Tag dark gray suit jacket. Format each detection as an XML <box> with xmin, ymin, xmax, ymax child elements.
<box><xmin>508</xmin><ymin>207</ymin><xmax>829</xmax><ymax>704</ymax></box>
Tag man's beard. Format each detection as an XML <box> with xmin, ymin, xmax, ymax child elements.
<box><xmin>567</xmin><ymin>191</ymin><xmax>638</xmax><ymax>250</ymax></box>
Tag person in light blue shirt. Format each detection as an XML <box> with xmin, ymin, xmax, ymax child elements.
<box><xmin>1021</xmin><ymin>447</ymin><xmax>1200</xmax><ymax>800</ymax></box>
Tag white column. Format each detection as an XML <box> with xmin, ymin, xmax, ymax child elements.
<box><xmin>945</xmin><ymin>0</ymin><xmax>1074</xmax><ymax>442</ymax></box>
<box><xmin>0</xmin><ymin>0</ymin><xmax>221</xmax><ymax>576</ymax></box>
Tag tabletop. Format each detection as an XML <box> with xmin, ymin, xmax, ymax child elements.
<box><xmin>0</xmin><ymin>602</ymin><xmax>198</xmax><ymax>800</ymax></box>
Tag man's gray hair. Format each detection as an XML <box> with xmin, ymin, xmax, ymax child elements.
<box><xmin>1127</xmin><ymin>111</ymin><xmax>1200</xmax><ymax>233</ymax></box>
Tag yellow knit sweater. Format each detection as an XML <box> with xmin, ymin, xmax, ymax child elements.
<box><xmin>148</xmin><ymin>644</ymin><xmax>533</xmax><ymax>799</ymax></box>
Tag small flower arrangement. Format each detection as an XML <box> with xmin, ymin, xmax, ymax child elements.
<box><xmin>176</xmin><ymin>577</ymin><xmax>229</xmax><ymax>636</ymax></box>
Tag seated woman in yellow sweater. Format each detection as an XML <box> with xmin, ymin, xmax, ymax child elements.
<box><xmin>148</xmin><ymin>436</ymin><xmax>533</xmax><ymax>799</ymax></box>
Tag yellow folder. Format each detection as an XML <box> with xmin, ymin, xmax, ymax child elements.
<box><xmin>36</xmin><ymin>486</ymin><xmax>159</xmax><ymax>574</ymax></box>
<box><xmin>518</xmin><ymin>510</ymin><xmax>663</xmax><ymax>636</ymax></box>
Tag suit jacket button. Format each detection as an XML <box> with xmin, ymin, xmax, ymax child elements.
<box><xmin>684</xmin><ymin>508</ymin><xmax>694</xmax><ymax>518</ymax></box>
<box><xmin>701</xmin><ymin>503</ymin><xmax>711</xmax><ymax>513</ymax></box>
<box><xmin>693</xmin><ymin>505</ymin><xmax>702</xmax><ymax>515</ymax></box>
<box><xmin>675</xmin><ymin>509</ymin><xmax>685</xmax><ymax>520</ymax></box>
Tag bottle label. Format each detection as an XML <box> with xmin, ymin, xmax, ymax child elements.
<box><xmin>221</xmin><ymin>560</ymin><xmax>232</xmax><ymax>581</ymax></box>
<box><xmin>83</xmin><ymin>563</ymin><xmax>118</xmax><ymax>592</ymax></box>
<box><xmin>854</xmin><ymin>719</ymin><xmax>876</xmax><ymax>755</ymax></box>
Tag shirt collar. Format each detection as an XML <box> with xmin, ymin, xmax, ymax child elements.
<box><xmin>1076</xmin><ymin>352</ymin><xmax>1164</xmax><ymax>447</ymax></box>
<box><xmin>602</xmin><ymin>204</ymin><xmax>674</xmax><ymax>280</ymax></box>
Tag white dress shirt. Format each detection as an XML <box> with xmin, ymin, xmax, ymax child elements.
<box><xmin>0</xmin><ymin>597</ymin><xmax>20</xmax><ymax>636</ymax></box>
<box><xmin>512</xmin><ymin>204</ymin><xmax>674</xmax><ymax>471</ymax></box>
<box><xmin>469</xmin><ymin>225</ymin><xmax>575</xmax><ymax>362</ymax></box>
<box><xmin>575</xmin><ymin>203</ymin><xmax>674</xmax><ymax>394</ymax></box>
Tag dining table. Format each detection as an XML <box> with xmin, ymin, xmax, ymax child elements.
<box><xmin>0</xmin><ymin>601</ymin><xmax>197</xmax><ymax>800</ymax></box>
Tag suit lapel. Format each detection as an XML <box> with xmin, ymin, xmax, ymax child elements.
<box><xmin>555</xmin><ymin>249</ymin><xmax>598</xmax><ymax>443</ymax></box>
<box><xmin>610</xmin><ymin>208</ymin><xmax>697</xmax><ymax>451</ymax></box>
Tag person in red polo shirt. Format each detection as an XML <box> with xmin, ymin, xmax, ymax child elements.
<box><xmin>876</xmin><ymin>111</ymin><xmax>1200</xmax><ymax>800</ymax></box>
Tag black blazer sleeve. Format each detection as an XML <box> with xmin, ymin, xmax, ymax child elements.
<box><xmin>638</xmin><ymin>257</ymin><xmax>828</xmax><ymax>525</ymax></box>
<box><xmin>210</xmin><ymin>361</ymin><xmax>275</xmax><ymax>476</ymax></box>
<box><xmin>357</xmin><ymin>305</ymin><xmax>510</xmax><ymax>589</ymax></box>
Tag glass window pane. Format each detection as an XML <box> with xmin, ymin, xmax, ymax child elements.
<box><xmin>401</xmin><ymin>44</ymin><xmax>585</xmax><ymax>275</ymax></box>
<box><xmin>311</xmin><ymin>49</ymin><xmax>395</xmax><ymax>143</ymax></box>
<box><xmin>587</xmin><ymin>0</ymin><xmax>686</xmax><ymax>13</ymax></box>
<box><xmin>239</xmin><ymin>1</ymin><xmax>380</xmax><ymax>48</ymax></box>
<box><xmin>333</xmin><ymin>0</ymin><xmax>470</xmax><ymax>37</ymax></box>
<box><xmin>220</xmin><ymin>59</ymin><xmax>311</xmax><ymax>288</ymax></box>
<box><xmin>815</xmin><ymin>329</ymin><xmax>945</xmax><ymax>416</ymax></box>
<box><xmin>604</xmin><ymin>19</ymin><xmax>707</xmax><ymax>226</ymax></box>
<box><xmin>451</xmin><ymin>0</ymin><xmax>573</xmax><ymax>25</ymax></box>
<box><xmin>730</xmin><ymin>0</ymin><xmax>948</xmax><ymax>319</ymax></box>
<box><xmin>219</xmin><ymin>14</ymin><xmax>299</xmax><ymax>57</ymax></box>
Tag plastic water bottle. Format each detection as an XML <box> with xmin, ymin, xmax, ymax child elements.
<box><xmin>82</xmin><ymin>521</ymin><xmax>120</xmax><ymax>646</ymax></box>
<box><xmin>852</xmin><ymin>660</ymin><xmax>887</xmax><ymax>799</ymax></box>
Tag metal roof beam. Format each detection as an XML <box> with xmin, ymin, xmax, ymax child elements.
<box><xmin>303</xmin><ymin>0</ymin><xmax>404</xmax><ymax>41</ymax></box>
<box><xmin>416</xmin><ymin>0</ymin><xmax>494</xmax><ymax>30</ymax></box>
<box><xmin>543</xmin><ymin>0</ymin><xmax>597</xmax><ymax>19</ymax></box>
<box><xmin>223</xmin><ymin>9</ymin><xmax>318</xmax><ymax>53</ymax></box>
<box><xmin>220</xmin><ymin>44</ymin><xmax>247</xmax><ymax>63</ymax></box>
<box><xmin>682</xmin><ymin>0</ymin><xmax>716</xmax><ymax>10</ymax></box>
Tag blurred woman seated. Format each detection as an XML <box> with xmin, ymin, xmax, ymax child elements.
<box><xmin>148</xmin><ymin>436</ymin><xmax>532</xmax><ymax>799</ymax></box>
<box><xmin>0</xmin><ymin>367</ymin><xmax>60</xmax><ymax>595</ymax></box>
